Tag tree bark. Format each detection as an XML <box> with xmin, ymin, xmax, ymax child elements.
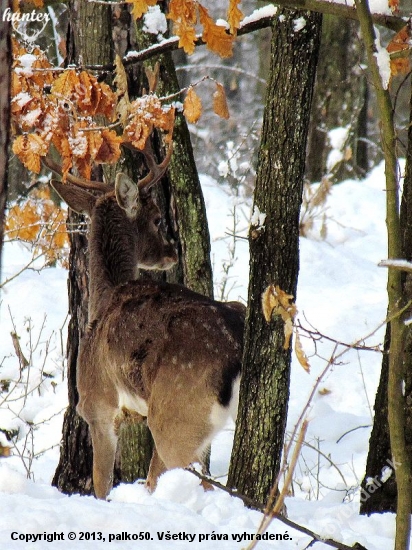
<box><xmin>0</xmin><ymin>0</ymin><xmax>11</xmax><ymax>283</ymax></box>
<box><xmin>355</xmin><ymin>0</ymin><xmax>411</xmax><ymax>547</ymax></box>
<box><xmin>52</xmin><ymin>0</ymin><xmax>115</xmax><ymax>495</ymax></box>
<box><xmin>360</xmin><ymin>66</ymin><xmax>412</xmax><ymax>517</ymax></box>
<box><xmin>227</xmin><ymin>9</ymin><xmax>322</xmax><ymax>504</ymax></box>
<box><xmin>306</xmin><ymin>16</ymin><xmax>368</xmax><ymax>183</ymax></box>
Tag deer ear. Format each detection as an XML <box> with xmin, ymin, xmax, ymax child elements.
<box><xmin>51</xmin><ymin>180</ymin><xmax>96</xmax><ymax>215</ymax></box>
<box><xmin>115</xmin><ymin>172</ymin><xmax>140</xmax><ymax>216</ymax></box>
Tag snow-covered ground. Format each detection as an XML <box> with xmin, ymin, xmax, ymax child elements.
<box><xmin>0</xmin><ymin>162</ymin><xmax>404</xmax><ymax>548</ymax></box>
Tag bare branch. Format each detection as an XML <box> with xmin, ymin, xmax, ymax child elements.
<box><xmin>187</xmin><ymin>469</ymin><xmax>368</xmax><ymax>550</ymax></box>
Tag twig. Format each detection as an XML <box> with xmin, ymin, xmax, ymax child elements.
<box><xmin>336</xmin><ymin>425</ymin><xmax>371</xmax><ymax>444</ymax></box>
<box><xmin>10</xmin><ymin>332</ymin><xmax>29</xmax><ymax>371</ymax></box>
<box><xmin>0</xmin><ymin>252</ymin><xmax>47</xmax><ymax>288</ymax></box>
<box><xmin>186</xmin><ymin>469</ymin><xmax>367</xmax><ymax>550</ymax></box>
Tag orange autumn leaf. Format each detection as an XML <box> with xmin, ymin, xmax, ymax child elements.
<box><xmin>213</xmin><ymin>82</ymin><xmax>230</xmax><ymax>119</ymax></box>
<box><xmin>168</xmin><ymin>0</ymin><xmax>198</xmax><ymax>54</ymax></box>
<box><xmin>12</xmin><ymin>134</ymin><xmax>47</xmax><ymax>173</ymax></box>
<box><xmin>387</xmin><ymin>24</ymin><xmax>411</xmax><ymax>77</ymax></box>
<box><xmin>176</xmin><ymin>21</ymin><xmax>198</xmax><ymax>55</ymax></box>
<box><xmin>126</xmin><ymin>0</ymin><xmax>157</xmax><ymax>20</ymax></box>
<box><xmin>25</xmin><ymin>0</ymin><xmax>44</xmax><ymax>7</ymax></box>
<box><xmin>183</xmin><ymin>87</ymin><xmax>202</xmax><ymax>123</ymax></box>
<box><xmin>262</xmin><ymin>285</ymin><xmax>297</xmax><ymax>350</ymax></box>
<box><xmin>96</xmin><ymin>81</ymin><xmax>117</xmax><ymax>121</ymax></box>
<box><xmin>168</xmin><ymin>0</ymin><xmax>197</xmax><ymax>25</ymax></box>
<box><xmin>94</xmin><ymin>129</ymin><xmax>122</xmax><ymax>164</ymax></box>
<box><xmin>51</xmin><ymin>69</ymin><xmax>79</xmax><ymax>98</ymax></box>
<box><xmin>388</xmin><ymin>0</ymin><xmax>399</xmax><ymax>13</ymax></box>
<box><xmin>294</xmin><ymin>332</ymin><xmax>310</xmax><ymax>373</ymax></box>
<box><xmin>198</xmin><ymin>4</ymin><xmax>234</xmax><ymax>58</ymax></box>
<box><xmin>227</xmin><ymin>0</ymin><xmax>244</xmax><ymax>35</ymax></box>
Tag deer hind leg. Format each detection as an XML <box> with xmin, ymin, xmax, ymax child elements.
<box><xmin>146</xmin><ymin>447</ymin><xmax>167</xmax><ymax>492</ymax></box>
<box><xmin>87</xmin><ymin>409</ymin><xmax>118</xmax><ymax>500</ymax></box>
<box><xmin>147</xmin><ymin>412</ymin><xmax>214</xmax><ymax>492</ymax></box>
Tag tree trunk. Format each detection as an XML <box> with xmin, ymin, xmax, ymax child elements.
<box><xmin>52</xmin><ymin>0</ymin><xmax>116</xmax><ymax>495</ymax></box>
<box><xmin>0</xmin><ymin>0</ymin><xmax>11</xmax><ymax>282</ymax></box>
<box><xmin>306</xmin><ymin>15</ymin><xmax>368</xmax><ymax>183</ymax></box>
<box><xmin>227</xmin><ymin>9</ymin><xmax>322</xmax><ymax>504</ymax></box>
<box><xmin>360</xmin><ymin>75</ymin><xmax>412</xmax><ymax>516</ymax></box>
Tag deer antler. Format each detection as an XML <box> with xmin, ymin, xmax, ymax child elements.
<box><xmin>137</xmin><ymin>140</ymin><xmax>173</xmax><ymax>192</ymax></box>
<box><xmin>42</xmin><ymin>155</ymin><xmax>112</xmax><ymax>192</ymax></box>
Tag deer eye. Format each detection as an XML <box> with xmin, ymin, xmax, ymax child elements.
<box><xmin>154</xmin><ymin>217</ymin><xmax>162</xmax><ymax>227</ymax></box>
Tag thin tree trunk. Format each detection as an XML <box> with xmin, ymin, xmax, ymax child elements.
<box><xmin>355</xmin><ymin>0</ymin><xmax>411</xmax><ymax>547</ymax></box>
<box><xmin>360</xmin><ymin>53</ymin><xmax>412</xmax><ymax>518</ymax></box>
<box><xmin>227</xmin><ymin>9</ymin><xmax>322</xmax><ymax>504</ymax></box>
<box><xmin>131</xmin><ymin>14</ymin><xmax>214</xmax><ymax>297</ymax></box>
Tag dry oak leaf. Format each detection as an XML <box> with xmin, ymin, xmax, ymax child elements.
<box><xmin>227</xmin><ymin>0</ymin><xmax>244</xmax><ymax>35</ymax></box>
<box><xmin>294</xmin><ymin>332</ymin><xmax>310</xmax><ymax>373</ymax></box>
<box><xmin>12</xmin><ymin>133</ymin><xmax>47</xmax><ymax>173</ymax></box>
<box><xmin>198</xmin><ymin>4</ymin><xmax>234</xmax><ymax>58</ymax></box>
<box><xmin>126</xmin><ymin>0</ymin><xmax>157</xmax><ymax>20</ymax></box>
<box><xmin>175</xmin><ymin>21</ymin><xmax>198</xmax><ymax>55</ymax></box>
<box><xmin>262</xmin><ymin>284</ymin><xmax>297</xmax><ymax>350</ymax></box>
<box><xmin>387</xmin><ymin>24</ymin><xmax>411</xmax><ymax>77</ymax></box>
<box><xmin>168</xmin><ymin>0</ymin><xmax>198</xmax><ymax>55</ymax></box>
<box><xmin>6</xmin><ymin>202</ymin><xmax>41</xmax><ymax>241</ymax></box>
<box><xmin>94</xmin><ymin>129</ymin><xmax>122</xmax><ymax>164</ymax></box>
<box><xmin>168</xmin><ymin>0</ymin><xmax>197</xmax><ymax>25</ymax></box>
<box><xmin>77</xmin><ymin>71</ymin><xmax>100</xmax><ymax>115</ymax></box>
<box><xmin>388</xmin><ymin>0</ymin><xmax>399</xmax><ymax>13</ymax></box>
<box><xmin>51</xmin><ymin>69</ymin><xmax>79</xmax><ymax>99</ymax></box>
<box><xmin>184</xmin><ymin>87</ymin><xmax>202</xmax><ymax>123</ymax></box>
<box><xmin>213</xmin><ymin>82</ymin><xmax>230</xmax><ymax>119</ymax></box>
<box><xmin>96</xmin><ymin>81</ymin><xmax>117</xmax><ymax>121</ymax></box>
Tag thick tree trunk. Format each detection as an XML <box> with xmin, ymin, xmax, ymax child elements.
<box><xmin>227</xmin><ymin>9</ymin><xmax>322</xmax><ymax>504</ymax></box>
<box><xmin>52</xmin><ymin>0</ymin><xmax>115</xmax><ymax>495</ymax></box>
<box><xmin>0</xmin><ymin>0</ymin><xmax>11</xmax><ymax>282</ymax></box>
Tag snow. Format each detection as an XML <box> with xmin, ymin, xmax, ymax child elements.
<box><xmin>240</xmin><ymin>5</ymin><xmax>278</xmax><ymax>27</ymax></box>
<box><xmin>374</xmin><ymin>30</ymin><xmax>391</xmax><ymax>90</ymax></box>
<box><xmin>0</xmin><ymin>161</ymin><xmax>408</xmax><ymax>548</ymax></box>
<box><xmin>293</xmin><ymin>16</ymin><xmax>307</xmax><ymax>32</ymax></box>
<box><xmin>143</xmin><ymin>6</ymin><xmax>167</xmax><ymax>38</ymax></box>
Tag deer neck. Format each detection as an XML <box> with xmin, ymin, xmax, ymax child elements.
<box><xmin>88</xmin><ymin>198</ymin><xmax>137</xmax><ymax>322</ymax></box>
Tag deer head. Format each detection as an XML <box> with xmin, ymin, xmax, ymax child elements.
<box><xmin>47</xmin><ymin>138</ymin><xmax>245</xmax><ymax>500</ymax></box>
<box><xmin>50</xmin><ymin>141</ymin><xmax>177</xmax><ymax>321</ymax></box>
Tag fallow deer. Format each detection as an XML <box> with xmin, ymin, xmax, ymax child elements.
<box><xmin>50</xmin><ymin>141</ymin><xmax>245</xmax><ymax>499</ymax></box>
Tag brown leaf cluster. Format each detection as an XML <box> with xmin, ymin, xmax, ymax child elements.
<box><xmin>183</xmin><ymin>81</ymin><xmax>230</xmax><ymax>125</ymax></box>
<box><xmin>387</xmin><ymin>24</ymin><xmax>411</xmax><ymax>78</ymax></box>
<box><xmin>123</xmin><ymin>95</ymin><xmax>175</xmax><ymax>149</ymax></box>
<box><xmin>11</xmin><ymin>41</ymin><xmax>121</xmax><ymax>179</ymax></box>
<box><xmin>262</xmin><ymin>284</ymin><xmax>310</xmax><ymax>372</ymax></box>
<box><xmin>167</xmin><ymin>0</ymin><xmax>244</xmax><ymax>57</ymax></box>
<box><xmin>6</xmin><ymin>186</ymin><xmax>69</xmax><ymax>268</ymax></box>
<box><xmin>11</xmin><ymin>42</ymin><xmax>177</xmax><ymax>180</ymax></box>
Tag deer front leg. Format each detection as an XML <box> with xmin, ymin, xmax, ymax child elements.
<box><xmin>88</xmin><ymin>418</ymin><xmax>118</xmax><ymax>500</ymax></box>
